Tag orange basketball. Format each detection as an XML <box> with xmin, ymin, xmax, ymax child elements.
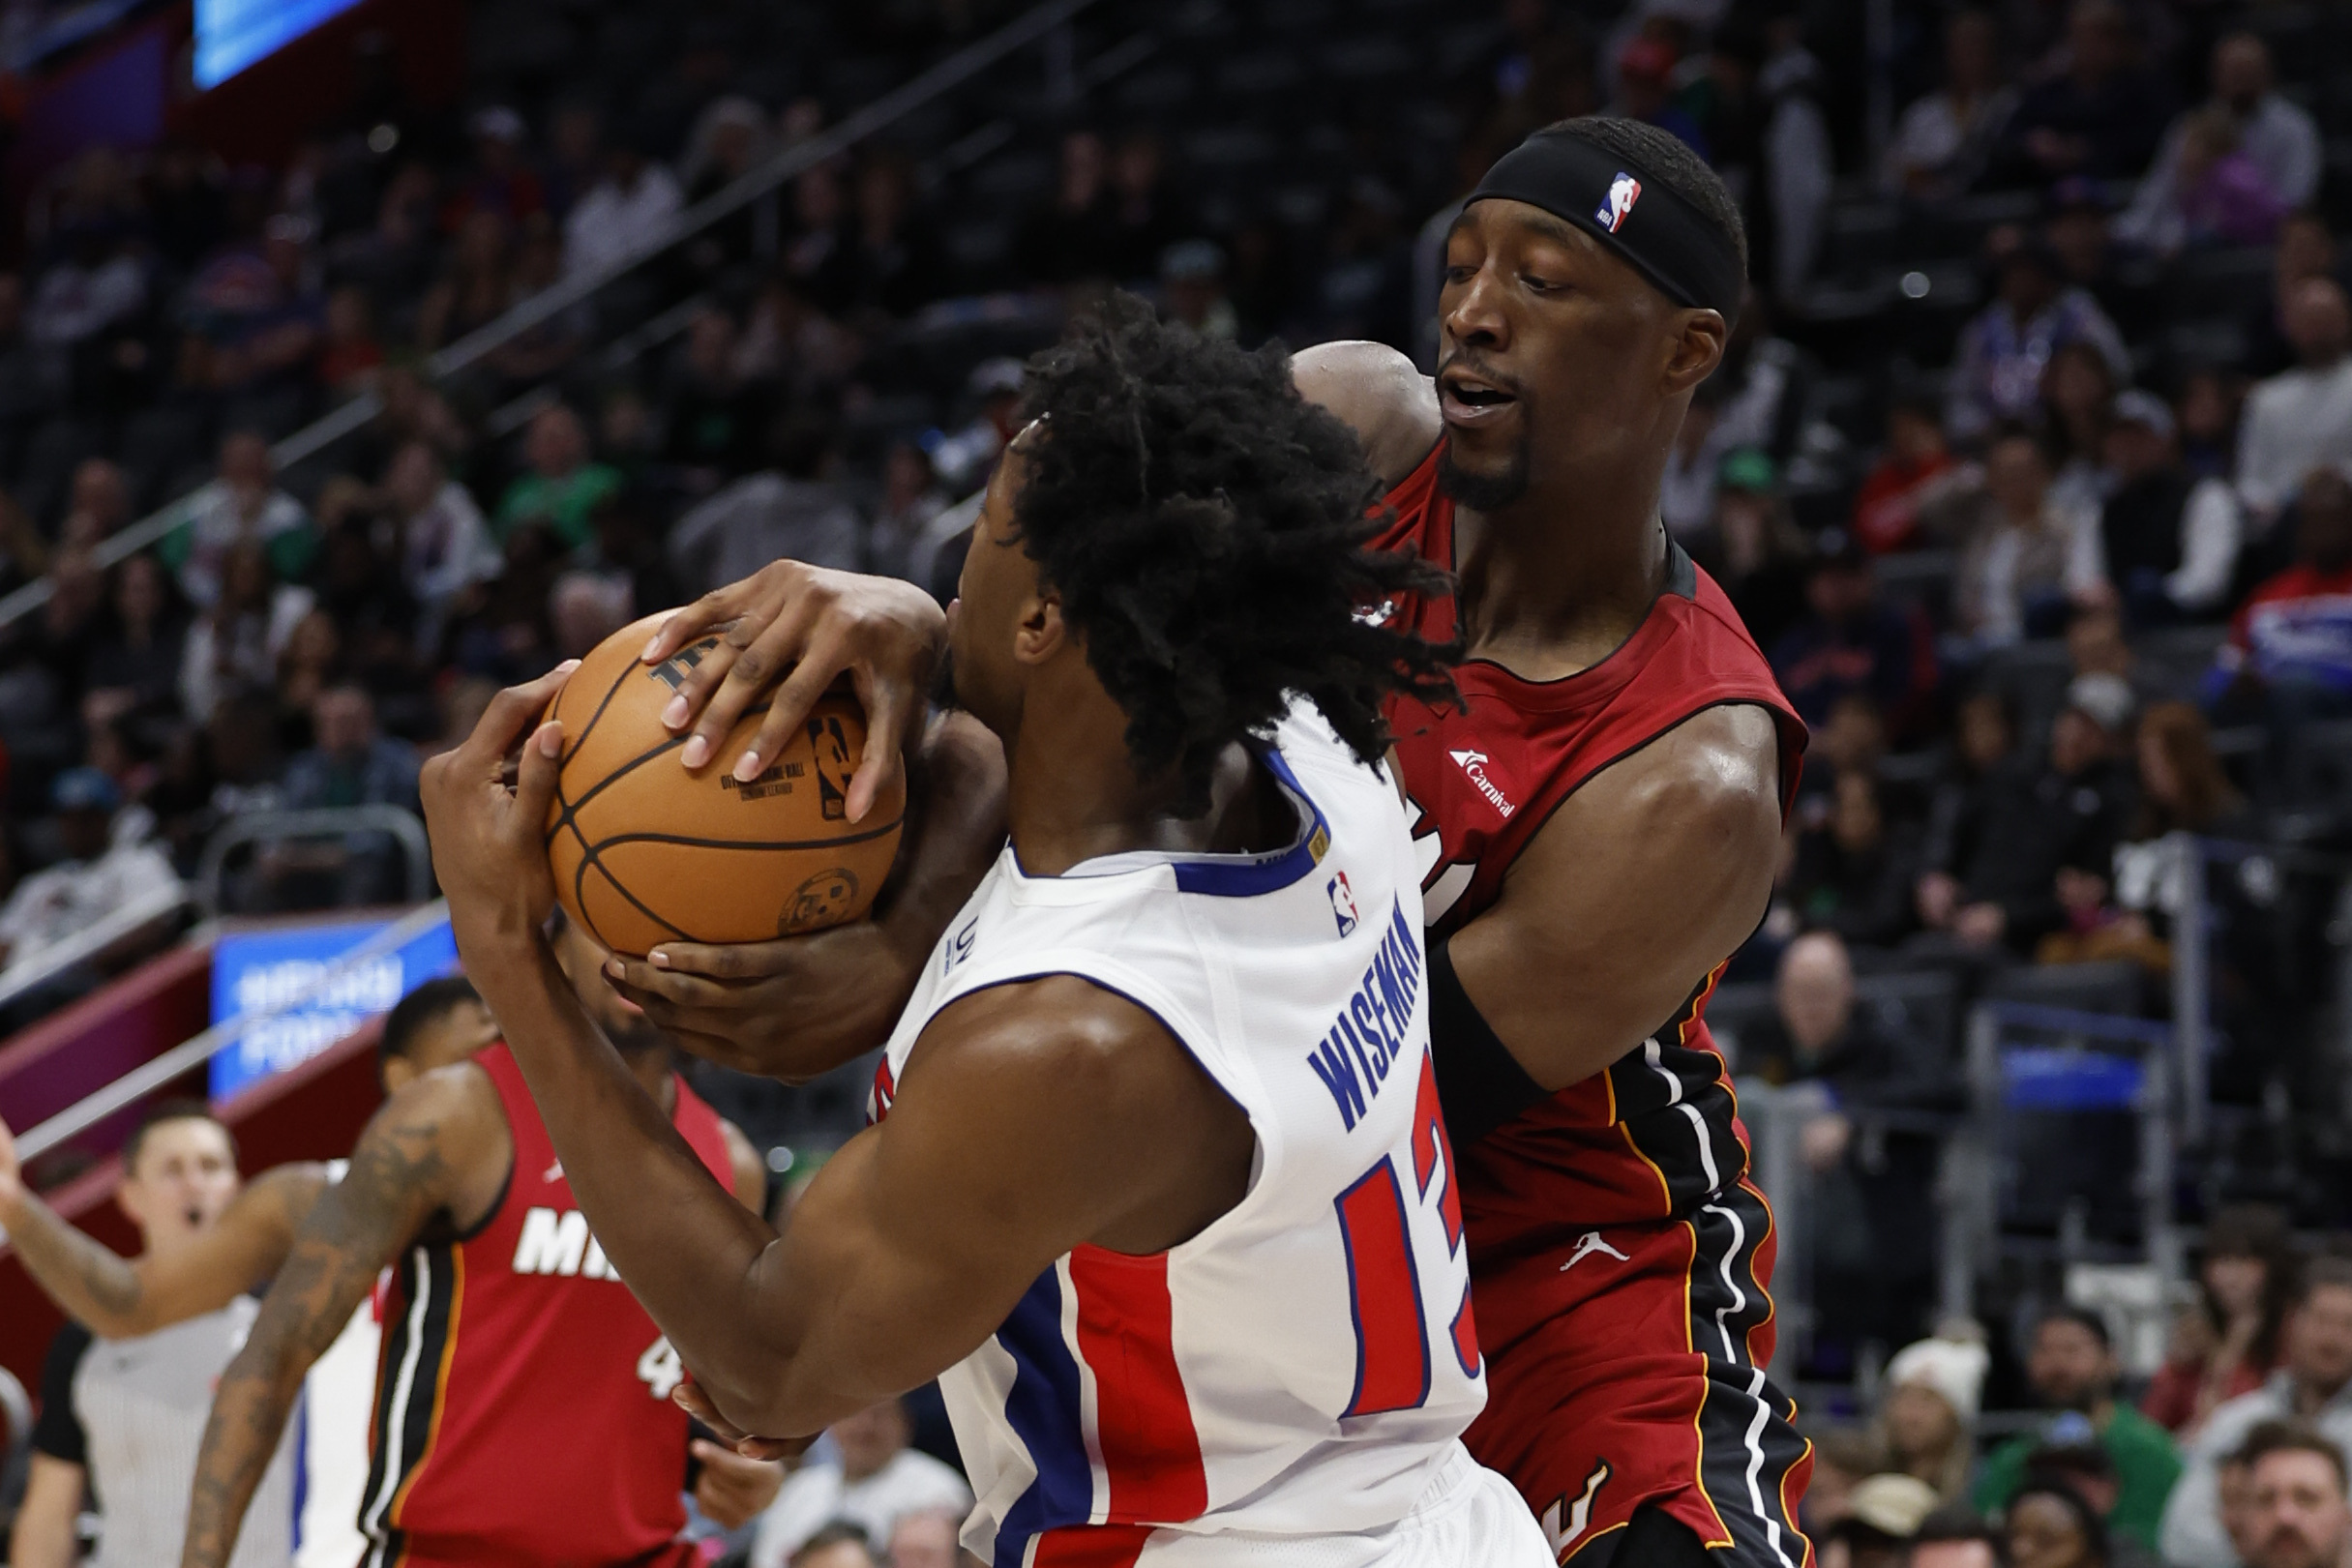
<box><xmin>543</xmin><ymin>612</ymin><xmax>906</xmax><ymax>957</ymax></box>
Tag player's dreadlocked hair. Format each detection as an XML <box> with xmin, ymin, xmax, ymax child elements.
<box><xmin>1012</xmin><ymin>294</ymin><xmax>1456</xmax><ymax>810</ymax></box>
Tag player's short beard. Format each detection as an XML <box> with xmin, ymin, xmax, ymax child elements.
<box><xmin>1438</xmin><ymin>434</ymin><xmax>1533</xmax><ymax>513</ymax></box>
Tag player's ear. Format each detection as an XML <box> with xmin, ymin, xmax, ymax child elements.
<box><xmin>1662</xmin><ymin>309</ymin><xmax>1727</xmax><ymax>394</ymax></box>
<box><xmin>1013</xmin><ymin>587</ymin><xmax>1065</xmax><ymax>666</ymax></box>
<box><xmin>381</xmin><ymin>1056</ymin><xmax>417</xmax><ymax>1094</ymax></box>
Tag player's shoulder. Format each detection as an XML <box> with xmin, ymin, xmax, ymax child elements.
<box><xmin>908</xmin><ymin>973</ymin><xmax>1195</xmax><ymax>1117</ymax></box>
<box><xmin>1537</xmin><ymin>705</ymin><xmax>1783</xmax><ymax>860</ymax></box>
<box><xmin>1290</xmin><ymin>340</ymin><xmax>1441</xmax><ymax>488</ymax></box>
<box><xmin>359</xmin><ymin>1057</ymin><xmax>509</xmax><ymax>1169</ymax></box>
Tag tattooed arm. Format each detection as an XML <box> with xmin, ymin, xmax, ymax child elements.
<box><xmin>0</xmin><ymin>1116</ymin><xmax>328</xmax><ymax>1338</ymax></box>
<box><xmin>179</xmin><ymin>1064</ymin><xmax>509</xmax><ymax>1568</ymax></box>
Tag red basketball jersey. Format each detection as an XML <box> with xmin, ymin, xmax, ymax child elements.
<box><xmin>359</xmin><ymin>1044</ymin><xmax>732</xmax><ymax>1568</ymax></box>
<box><xmin>1373</xmin><ymin>444</ymin><xmax>1807</xmax><ymax>1244</ymax></box>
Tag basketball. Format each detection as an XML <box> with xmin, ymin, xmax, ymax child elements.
<box><xmin>542</xmin><ymin>612</ymin><xmax>906</xmax><ymax>957</ymax></box>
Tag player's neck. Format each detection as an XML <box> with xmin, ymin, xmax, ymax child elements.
<box><xmin>1004</xmin><ymin>680</ymin><xmax>1281</xmax><ymax>876</ymax></box>
<box><xmin>1452</xmin><ymin>455</ymin><xmax>1671</xmax><ymax>679</ymax></box>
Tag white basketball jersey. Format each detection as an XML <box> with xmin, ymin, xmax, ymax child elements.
<box><xmin>873</xmin><ymin>701</ymin><xmax>1488</xmax><ymax>1568</ymax></box>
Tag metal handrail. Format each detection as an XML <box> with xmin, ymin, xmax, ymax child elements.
<box><xmin>0</xmin><ymin>886</ymin><xmax>192</xmax><ymax>1013</ymax></box>
<box><xmin>0</xmin><ymin>0</ymin><xmax>1108</xmax><ymax>633</ymax></box>
<box><xmin>9</xmin><ymin>899</ymin><xmax>451</xmax><ymax>1166</ymax></box>
<box><xmin>196</xmin><ymin>805</ymin><xmax>432</xmax><ymax>913</ymax></box>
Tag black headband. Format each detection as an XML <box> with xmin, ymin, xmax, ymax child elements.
<box><xmin>1466</xmin><ymin>130</ymin><xmax>1745</xmax><ymax>318</ymax></box>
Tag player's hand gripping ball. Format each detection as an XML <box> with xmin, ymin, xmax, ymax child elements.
<box><xmin>544</xmin><ymin>612</ymin><xmax>906</xmax><ymax>957</ymax></box>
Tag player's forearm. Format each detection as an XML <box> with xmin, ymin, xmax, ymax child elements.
<box><xmin>0</xmin><ymin>1189</ymin><xmax>150</xmax><ymax>1337</ymax></box>
<box><xmin>463</xmin><ymin>930</ymin><xmax>807</xmax><ymax>1432</ymax></box>
<box><xmin>182</xmin><ymin>1340</ymin><xmax>307</xmax><ymax>1568</ymax></box>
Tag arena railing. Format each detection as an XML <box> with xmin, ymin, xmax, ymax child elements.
<box><xmin>194</xmin><ymin>803</ymin><xmax>432</xmax><ymax>913</ymax></box>
<box><xmin>2</xmin><ymin>898</ymin><xmax>450</xmax><ymax>1172</ymax></box>
<box><xmin>0</xmin><ymin>0</ymin><xmax>1114</xmax><ymax>636</ymax></box>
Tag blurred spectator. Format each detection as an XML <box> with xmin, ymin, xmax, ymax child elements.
<box><xmin>1854</xmin><ymin>396</ymin><xmax>1964</xmax><ymax>555</ymax></box>
<box><xmin>1884</xmin><ymin>10</ymin><xmax>2017</xmax><ymax>199</ymax></box>
<box><xmin>282</xmin><ymin>685</ymin><xmax>418</xmax><ymax>814</ymax></box>
<box><xmin>2162</xmin><ymin>1260</ymin><xmax>2352</xmax><ymax>1568</ymax></box>
<box><xmin>2077</xmin><ymin>700</ymin><xmax>2253</xmax><ymax>971</ymax></box>
<box><xmin>1994</xmin><ymin>0</ymin><xmax>2172</xmax><ymax>185</ymax></box>
<box><xmin>448</xmin><ymin>106</ymin><xmax>546</xmax><ymax>230</ymax></box>
<box><xmin>378</xmin><ymin>441</ymin><xmax>497</xmax><ymax>645</ymax></box>
<box><xmin>0</xmin><ymin>767</ymin><xmax>180</xmax><ymax>974</ymax></box>
<box><xmin>2113</xmin><ymin>108</ymin><xmax>2288</xmax><ymax>259</ymax></box>
<box><xmin>1017</xmin><ymin>131</ymin><xmax>1120</xmax><ymax>285</ymax></box>
<box><xmin>83</xmin><ymin>553</ymin><xmax>189</xmax><ymax>719</ymax></box>
<box><xmin>2145</xmin><ymin>1206</ymin><xmax>2296</xmax><ymax>1435</ymax></box>
<box><xmin>1754</xmin><ymin>12</ymin><xmax>1833</xmax><ymax>304</ymax></box>
<box><xmin>1663</xmin><ymin>378</ymin><xmax>1728</xmax><ymax>542</ymax></box>
<box><xmin>1916</xmin><ymin>674</ymin><xmax>2138</xmax><ymax>955</ymax></box>
<box><xmin>1161</xmin><ymin>239</ymin><xmax>1236</xmax><ymax>340</ymax></box>
<box><xmin>2235</xmin><ymin>281</ymin><xmax>2352</xmax><ymax>526</ymax></box>
<box><xmin>747</xmin><ymin>1397</ymin><xmax>971</xmax><ymax>1568</ymax></box>
<box><xmin>1808</xmin><ymin>1426</ymin><xmax>1881</xmax><ymax>1535</ymax></box>
<box><xmin>318</xmin><ymin>285</ymin><xmax>383</xmax><ymax>396</ymax></box>
<box><xmin>868</xmin><ymin>441</ymin><xmax>947</xmax><ymax>585</ymax></box>
<box><xmin>1694</xmin><ymin>448</ymin><xmax>1808</xmax><ymax>650</ymax></box>
<box><xmin>1912</xmin><ymin>1517</ymin><xmax>2009</xmax><ymax>1568</ymax></box>
<box><xmin>668</xmin><ymin>409</ymin><xmax>861</xmax><ymax>598</ymax></box>
<box><xmin>1881</xmin><ymin>1336</ymin><xmax>1991</xmax><ymax>1505</ymax></box>
<box><xmin>549</xmin><ymin>571</ymin><xmax>632</xmax><ymax>661</ymax></box>
<box><xmin>417</xmin><ymin>210</ymin><xmax>517</xmax><ymax>352</ymax></box>
<box><xmin>839</xmin><ymin>150</ymin><xmax>944</xmax><ymax>318</ymax></box>
<box><xmin>1306</xmin><ymin>179</ymin><xmax>1413</xmax><ymax>349</ymax></box>
<box><xmin>1949</xmin><ymin>236</ymin><xmax>2129</xmax><ymax>443</ymax></box>
<box><xmin>562</xmin><ymin>132</ymin><xmax>684</xmax><ymax>279</ymax></box>
<box><xmin>496</xmin><ymin>403</ymin><xmax>620</xmax><ymax>550</ymax></box>
<box><xmin>1107</xmin><ymin>131</ymin><xmax>1191</xmax><ymax>284</ymax></box>
<box><xmin>2042</xmin><ymin>341</ymin><xmax>2120</xmax><ymax>527</ymax></box>
<box><xmin>1610</xmin><ymin>36</ymin><xmax>1710</xmax><ymax>157</ymax></box>
<box><xmin>1786</xmin><ymin>769</ymin><xmax>1921</xmax><ymax>948</ymax></box>
<box><xmin>180</xmin><ymin>542</ymin><xmax>314</xmax><ymax>723</ymax></box>
<box><xmin>60</xmin><ymin>458</ymin><xmax>131</xmax><ymax>547</ymax></box>
<box><xmin>2243</xmin><ymin>215</ymin><xmax>2346</xmax><ymax>382</ymax></box>
<box><xmin>2177</xmin><ymin>369</ymin><xmax>2244</xmax><ymax>484</ymax></box>
<box><xmin>2237</xmin><ymin>1423</ymin><xmax>2352</xmax><ymax>1568</ymax></box>
<box><xmin>1770</xmin><ymin>530</ymin><xmax>1939</xmax><ymax>739</ymax></box>
<box><xmin>2089</xmin><ymin>391</ymin><xmax>2242</xmax><ymax>627</ymax></box>
<box><xmin>1977</xmin><ymin>1308</ymin><xmax>2182</xmax><ymax>1552</ymax></box>
<box><xmin>163</xmin><ymin>430</ymin><xmax>314</xmax><ymax>609</ymax></box>
<box><xmin>2120</xmin><ymin>34</ymin><xmax>2318</xmax><ymax>253</ymax></box>
<box><xmin>885</xmin><ymin>1510</ymin><xmax>960</xmax><ymax>1568</ymax></box>
<box><xmin>1747</xmin><ymin>932</ymin><xmax>1958</xmax><ymax>1343</ymax></box>
<box><xmin>2025</xmin><ymin>1437</ymin><xmax>2164</xmax><ymax>1568</ymax></box>
<box><xmin>1944</xmin><ymin>429</ymin><xmax>2088</xmax><ymax>646</ymax></box>
<box><xmin>27</xmin><ymin>221</ymin><xmax>145</xmax><ymax>353</ymax></box>
<box><xmin>2006</xmin><ymin>1477</ymin><xmax>2112</xmax><ymax>1568</ymax></box>
<box><xmin>2211</xmin><ymin>467</ymin><xmax>2352</xmax><ymax>725</ymax></box>
<box><xmin>1825</xmin><ymin>1473</ymin><xmax>1944</xmax><ymax>1568</ymax></box>
<box><xmin>788</xmin><ymin>1523</ymin><xmax>879</xmax><ymax>1568</ymax></box>
<box><xmin>661</xmin><ymin>305</ymin><xmax>771</xmax><ymax>485</ymax></box>
<box><xmin>2047</xmin><ymin>184</ymin><xmax>2155</xmax><ymax>344</ymax></box>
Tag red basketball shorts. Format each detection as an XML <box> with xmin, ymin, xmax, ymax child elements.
<box><xmin>1462</xmin><ymin>1179</ymin><xmax>1816</xmax><ymax>1568</ymax></box>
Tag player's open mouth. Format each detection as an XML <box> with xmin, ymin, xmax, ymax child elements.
<box><xmin>1438</xmin><ymin>372</ymin><xmax>1519</xmax><ymax>429</ymax></box>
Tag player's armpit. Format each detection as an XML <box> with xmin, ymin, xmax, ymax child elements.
<box><xmin>1291</xmin><ymin>340</ymin><xmax>1442</xmax><ymax>488</ymax></box>
<box><xmin>180</xmin><ymin>1067</ymin><xmax>506</xmax><ymax>1568</ymax></box>
<box><xmin>1447</xmin><ymin>703</ymin><xmax>1784</xmax><ymax>1093</ymax></box>
<box><xmin>687</xmin><ymin>976</ymin><xmax>1253</xmax><ymax>1440</ymax></box>
<box><xmin>607</xmin><ymin>710</ymin><xmax>1009</xmax><ymax>1080</ymax></box>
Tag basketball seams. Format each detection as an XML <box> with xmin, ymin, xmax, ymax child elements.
<box><xmin>544</xmin><ymin>701</ymin><xmax>775</xmax><ymax>848</ymax></box>
<box><xmin>574</xmin><ymin>814</ymin><xmax>906</xmax><ymax>856</ymax></box>
<box><xmin>573</xmin><ymin>850</ymin><xmax>690</xmax><ymax>951</ymax></box>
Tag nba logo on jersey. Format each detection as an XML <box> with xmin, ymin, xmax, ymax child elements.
<box><xmin>1327</xmin><ymin>872</ymin><xmax>1358</xmax><ymax>936</ymax></box>
<box><xmin>1596</xmin><ymin>171</ymin><xmax>1641</xmax><ymax>233</ymax></box>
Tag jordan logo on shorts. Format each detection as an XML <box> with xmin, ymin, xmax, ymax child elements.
<box><xmin>1561</xmin><ymin>1230</ymin><xmax>1628</xmax><ymax>1271</ymax></box>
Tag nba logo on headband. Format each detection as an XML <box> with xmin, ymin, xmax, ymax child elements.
<box><xmin>1596</xmin><ymin>171</ymin><xmax>1641</xmax><ymax>234</ymax></box>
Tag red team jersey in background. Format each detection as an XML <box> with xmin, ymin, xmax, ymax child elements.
<box><xmin>1372</xmin><ymin>445</ymin><xmax>1817</xmax><ymax>1566</ymax></box>
<box><xmin>360</xmin><ymin>1044</ymin><xmax>731</xmax><ymax>1568</ymax></box>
